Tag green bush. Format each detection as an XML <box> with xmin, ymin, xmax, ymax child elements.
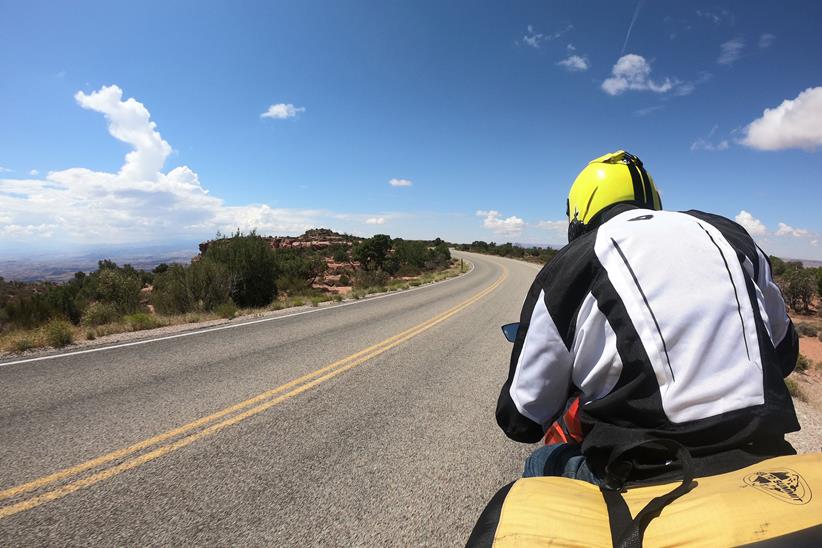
<box><xmin>205</xmin><ymin>231</ymin><xmax>278</xmax><ymax>307</ymax></box>
<box><xmin>81</xmin><ymin>302</ymin><xmax>121</xmax><ymax>326</ymax></box>
<box><xmin>215</xmin><ymin>302</ymin><xmax>238</xmax><ymax>319</ymax></box>
<box><xmin>44</xmin><ymin>319</ymin><xmax>73</xmax><ymax>348</ymax></box>
<box><xmin>332</xmin><ymin>294</ymin><xmax>343</xmax><ymax>302</ymax></box>
<box><xmin>151</xmin><ymin>259</ymin><xmax>231</xmax><ymax>314</ymax></box>
<box><xmin>94</xmin><ymin>268</ymin><xmax>142</xmax><ymax>314</ymax></box>
<box><xmin>124</xmin><ymin>313</ymin><xmax>162</xmax><ymax>331</ymax></box>
<box><xmin>85</xmin><ymin>329</ymin><xmax>96</xmax><ymax>340</ymax></box>
<box><xmin>338</xmin><ymin>274</ymin><xmax>351</xmax><ymax>286</ymax></box>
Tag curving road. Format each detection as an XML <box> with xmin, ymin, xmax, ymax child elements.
<box><xmin>0</xmin><ymin>251</ymin><xmax>541</xmax><ymax>546</ymax></box>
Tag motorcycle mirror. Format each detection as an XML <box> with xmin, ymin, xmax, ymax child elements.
<box><xmin>501</xmin><ymin>322</ymin><xmax>520</xmax><ymax>343</ymax></box>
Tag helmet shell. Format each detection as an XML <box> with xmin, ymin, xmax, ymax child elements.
<box><xmin>567</xmin><ymin>150</ymin><xmax>661</xmax><ymax>228</ymax></box>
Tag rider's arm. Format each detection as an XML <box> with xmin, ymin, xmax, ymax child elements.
<box><xmin>756</xmin><ymin>247</ymin><xmax>799</xmax><ymax>377</ymax></box>
<box><xmin>496</xmin><ymin>277</ymin><xmax>573</xmax><ymax>443</ymax></box>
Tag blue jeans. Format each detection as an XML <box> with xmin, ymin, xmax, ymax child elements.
<box><xmin>523</xmin><ymin>443</ymin><xmax>603</xmax><ymax>486</ymax></box>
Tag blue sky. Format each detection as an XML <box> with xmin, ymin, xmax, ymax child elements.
<box><xmin>1</xmin><ymin>0</ymin><xmax>821</xmax><ymax>259</ymax></box>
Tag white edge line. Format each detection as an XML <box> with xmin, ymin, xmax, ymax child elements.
<box><xmin>0</xmin><ymin>259</ymin><xmax>477</xmax><ymax>368</ymax></box>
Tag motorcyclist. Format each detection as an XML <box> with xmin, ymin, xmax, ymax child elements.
<box><xmin>496</xmin><ymin>150</ymin><xmax>800</xmax><ymax>485</ymax></box>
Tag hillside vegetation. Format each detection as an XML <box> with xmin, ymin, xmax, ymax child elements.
<box><xmin>0</xmin><ymin>230</ymin><xmax>455</xmax><ymax>353</ymax></box>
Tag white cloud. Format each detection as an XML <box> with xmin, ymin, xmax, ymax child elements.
<box><xmin>691</xmin><ymin>125</ymin><xmax>730</xmax><ymax>151</ymax></box>
<box><xmin>28</xmin><ymin>169</ymin><xmax>39</xmax><ymax>176</ymax></box>
<box><xmin>0</xmin><ymin>166</ymin><xmax>12</xmax><ymax>173</ymax></box>
<box><xmin>365</xmin><ymin>217</ymin><xmax>386</xmax><ymax>225</ymax></box>
<box><xmin>775</xmin><ymin>223</ymin><xmax>810</xmax><ymax>238</ymax></box>
<box><xmin>0</xmin><ymin>85</ymin><xmax>371</xmax><ymax>246</ymax></box>
<box><xmin>696</xmin><ymin>8</ymin><xmax>733</xmax><ymax>25</ymax></box>
<box><xmin>718</xmin><ymin>38</ymin><xmax>745</xmax><ymax>65</ymax></box>
<box><xmin>601</xmin><ymin>54</ymin><xmax>675</xmax><ymax>95</ymax></box>
<box><xmin>557</xmin><ymin>54</ymin><xmax>589</xmax><ymax>72</ymax></box>
<box><xmin>735</xmin><ymin>210</ymin><xmax>768</xmax><ymax>236</ymax></box>
<box><xmin>635</xmin><ymin>105</ymin><xmax>664</xmax><ymax>117</ymax></box>
<box><xmin>522</xmin><ymin>25</ymin><xmax>544</xmax><ymax>48</ymax></box>
<box><xmin>740</xmin><ymin>87</ymin><xmax>822</xmax><ymax>151</ymax></box>
<box><xmin>521</xmin><ymin>23</ymin><xmax>572</xmax><ymax>49</ymax></box>
<box><xmin>388</xmin><ymin>178</ymin><xmax>413</xmax><ymax>187</ymax></box>
<box><xmin>260</xmin><ymin>103</ymin><xmax>305</xmax><ymax>120</ymax></box>
<box><xmin>476</xmin><ymin>210</ymin><xmax>525</xmax><ymax>237</ymax></box>
<box><xmin>535</xmin><ymin>220</ymin><xmax>567</xmax><ymax>231</ymax></box>
<box><xmin>758</xmin><ymin>33</ymin><xmax>775</xmax><ymax>49</ymax></box>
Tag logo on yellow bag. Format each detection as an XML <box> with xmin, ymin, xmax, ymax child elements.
<box><xmin>744</xmin><ymin>469</ymin><xmax>812</xmax><ymax>505</ymax></box>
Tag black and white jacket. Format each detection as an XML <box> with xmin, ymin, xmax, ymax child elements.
<box><xmin>496</xmin><ymin>205</ymin><xmax>799</xmax><ymax>477</ymax></box>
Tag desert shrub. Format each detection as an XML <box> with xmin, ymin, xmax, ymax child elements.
<box><xmin>93</xmin><ymin>268</ymin><xmax>142</xmax><ymax>314</ymax></box>
<box><xmin>81</xmin><ymin>302</ymin><xmax>121</xmax><ymax>326</ymax></box>
<box><xmin>332</xmin><ymin>294</ymin><xmax>343</xmax><ymax>302</ymax></box>
<box><xmin>205</xmin><ymin>231</ymin><xmax>277</xmax><ymax>307</ymax></box>
<box><xmin>290</xmin><ymin>297</ymin><xmax>306</xmax><ymax>307</ymax></box>
<box><xmin>781</xmin><ymin>268</ymin><xmax>815</xmax><ymax>312</ymax></box>
<box><xmin>186</xmin><ymin>258</ymin><xmax>232</xmax><ymax>311</ymax></box>
<box><xmin>12</xmin><ymin>336</ymin><xmax>35</xmax><ymax>352</ymax></box>
<box><xmin>215</xmin><ymin>302</ymin><xmax>237</xmax><ymax>319</ymax></box>
<box><xmin>338</xmin><ymin>274</ymin><xmax>351</xmax><ymax>286</ymax></box>
<box><xmin>351</xmin><ymin>289</ymin><xmax>366</xmax><ymax>300</ymax></box>
<box><xmin>353</xmin><ymin>269</ymin><xmax>388</xmax><ymax>289</ymax></box>
<box><xmin>818</xmin><ymin>331</ymin><xmax>822</xmax><ymax>343</ymax></box>
<box><xmin>85</xmin><ymin>329</ymin><xmax>96</xmax><ymax>340</ymax></box>
<box><xmin>273</xmin><ymin>249</ymin><xmax>327</xmax><ymax>295</ymax></box>
<box><xmin>329</xmin><ymin>245</ymin><xmax>349</xmax><ymax>263</ymax></box>
<box><xmin>124</xmin><ymin>313</ymin><xmax>162</xmax><ymax>331</ymax></box>
<box><xmin>785</xmin><ymin>378</ymin><xmax>806</xmax><ymax>401</ymax></box>
<box><xmin>795</xmin><ymin>323</ymin><xmax>819</xmax><ymax>337</ymax></box>
<box><xmin>353</xmin><ymin>235</ymin><xmax>392</xmax><ymax>270</ymax></box>
<box><xmin>44</xmin><ymin>319</ymin><xmax>73</xmax><ymax>348</ymax></box>
<box><xmin>152</xmin><ymin>260</ymin><xmax>231</xmax><ymax>314</ymax></box>
<box><xmin>796</xmin><ymin>353</ymin><xmax>811</xmax><ymax>372</ymax></box>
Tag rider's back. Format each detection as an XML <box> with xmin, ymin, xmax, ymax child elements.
<box><xmin>496</xmin><ymin>204</ymin><xmax>799</xmax><ymax>480</ymax></box>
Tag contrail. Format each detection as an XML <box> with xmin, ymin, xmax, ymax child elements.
<box><xmin>621</xmin><ymin>0</ymin><xmax>645</xmax><ymax>55</ymax></box>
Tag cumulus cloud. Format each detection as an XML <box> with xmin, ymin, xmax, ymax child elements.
<box><xmin>261</xmin><ymin>103</ymin><xmax>305</xmax><ymax>119</ymax></box>
<box><xmin>365</xmin><ymin>217</ymin><xmax>386</xmax><ymax>225</ymax></box>
<box><xmin>476</xmin><ymin>210</ymin><xmax>525</xmax><ymax>237</ymax></box>
<box><xmin>388</xmin><ymin>178</ymin><xmax>413</xmax><ymax>187</ymax></box>
<box><xmin>718</xmin><ymin>38</ymin><xmax>745</xmax><ymax>65</ymax></box>
<box><xmin>735</xmin><ymin>210</ymin><xmax>768</xmax><ymax>236</ymax></box>
<box><xmin>0</xmin><ymin>85</ymin><xmax>373</xmax><ymax>246</ymax></box>
<box><xmin>28</xmin><ymin>169</ymin><xmax>39</xmax><ymax>176</ymax></box>
<box><xmin>601</xmin><ymin>54</ymin><xmax>675</xmax><ymax>95</ymax></box>
<box><xmin>758</xmin><ymin>33</ymin><xmax>775</xmax><ymax>49</ymax></box>
<box><xmin>740</xmin><ymin>87</ymin><xmax>822</xmax><ymax>151</ymax></box>
<box><xmin>735</xmin><ymin>211</ymin><xmax>815</xmax><ymax>242</ymax></box>
<box><xmin>557</xmin><ymin>55</ymin><xmax>589</xmax><ymax>72</ymax></box>
<box><xmin>775</xmin><ymin>223</ymin><xmax>810</xmax><ymax>238</ymax></box>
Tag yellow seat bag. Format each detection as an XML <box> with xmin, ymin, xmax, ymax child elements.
<box><xmin>467</xmin><ymin>453</ymin><xmax>822</xmax><ymax>547</ymax></box>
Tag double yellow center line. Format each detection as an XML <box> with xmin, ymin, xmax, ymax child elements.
<box><xmin>0</xmin><ymin>265</ymin><xmax>506</xmax><ymax>519</ymax></box>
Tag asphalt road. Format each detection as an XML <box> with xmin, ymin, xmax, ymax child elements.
<box><xmin>0</xmin><ymin>251</ymin><xmax>541</xmax><ymax>546</ymax></box>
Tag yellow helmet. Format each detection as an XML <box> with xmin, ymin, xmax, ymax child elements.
<box><xmin>566</xmin><ymin>150</ymin><xmax>662</xmax><ymax>241</ymax></box>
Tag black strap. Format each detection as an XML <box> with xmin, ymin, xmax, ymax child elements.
<box><xmin>601</xmin><ymin>439</ymin><xmax>696</xmax><ymax>548</ymax></box>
